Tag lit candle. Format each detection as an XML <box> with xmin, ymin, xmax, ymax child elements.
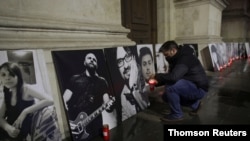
<box><xmin>148</xmin><ymin>79</ymin><xmax>156</xmax><ymax>91</ymax></box>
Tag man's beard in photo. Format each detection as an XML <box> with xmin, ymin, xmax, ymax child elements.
<box><xmin>86</xmin><ymin>63</ymin><xmax>97</xmax><ymax>72</ymax></box>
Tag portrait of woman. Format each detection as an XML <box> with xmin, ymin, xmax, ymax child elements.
<box><xmin>209</xmin><ymin>44</ymin><xmax>224</xmax><ymax>71</ymax></box>
<box><xmin>0</xmin><ymin>50</ymin><xmax>61</xmax><ymax>141</ymax></box>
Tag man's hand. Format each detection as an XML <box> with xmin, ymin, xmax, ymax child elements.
<box><xmin>149</xmin><ymin>74</ymin><xmax>156</xmax><ymax>80</ymax></box>
<box><xmin>103</xmin><ymin>94</ymin><xmax>115</xmax><ymax>112</ymax></box>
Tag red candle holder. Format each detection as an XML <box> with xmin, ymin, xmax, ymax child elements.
<box><xmin>103</xmin><ymin>124</ymin><xmax>110</xmax><ymax>141</ymax></box>
<box><xmin>148</xmin><ymin>79</ymin><xmax>157</xmax><ymax>91</ymax></box>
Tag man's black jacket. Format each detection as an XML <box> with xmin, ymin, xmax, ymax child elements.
<box><xmin>155</xmin><ymin>45</ymin><xmax>209</xmax><ymax>92</ymax></box>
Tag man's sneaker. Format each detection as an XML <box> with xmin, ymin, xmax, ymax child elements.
<box><xmin>189</xmin><ymin>101</ymin><xmax>202</xmax><ymax>116</ymax></box>
<box><xmin>160</xmin><ymin>115</ymin><xmax>184</xmax><ymax>122</ymax></box>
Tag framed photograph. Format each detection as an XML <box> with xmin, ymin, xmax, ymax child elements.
<box><xmin>104</xmin><ymin>46</ymin><xmax>150</xmax><ymax>122</ymax></box>
<box><xmin>155</xmin><ymin>43</ymin><xmax>169</xmax><ymax>73</ymax></box>
<box><xmin>52</xmin><ymin>49</ymin><xmax>117</xmax><ymax>141</ymax></box>
<box><xmin>245</xmin><ymin>42</ymin><xmax>250</xmax><ymax>58</ymax></box>
<box><xmin>0</xmin><ymin>49</ymin><xmax>61</xmax><ymax>141</ymax></box>
<box><xmin>136</xmin><ymin>44</ymin><xmax>156</xmax><ymax>83</ymax></box>
<box><xmin>208</xmin><ymin>43</ymin><xmax>223</xmax><ymax>71</ymax></box>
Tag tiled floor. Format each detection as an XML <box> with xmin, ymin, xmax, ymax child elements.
<box><xmin>91</xmin><ymin>59</ymin><xmax>250</xmax><ymax>141</ymax></box>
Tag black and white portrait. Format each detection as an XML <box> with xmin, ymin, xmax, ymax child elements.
<box><xmin>52</xmin><ymin>49</ymin><xmax>117</xmax><ymax>141</ymax></box>
<box><xmin>245</xmin><ymin>42</ymin><xmax>250</xmax><ymax>58</ymax></box>
<box><xmin>208</xmin><ymin>43</ymin><xmax>223</xmax><ymax>71</ymax></box>
<box><xmin>155</xmin><ymin>43</ymin><xmax>169</xmax><ymax>73</ymax></box>
<box><xmin>136</xmin><ymin>44</ymin><xmax>156</xmax><ymax>83</ymax></box>
<box><xmin>104</xmin><ymin>46</ymin><xmax>150</xmax><ymax>122</ymax></box>
<box><xmin>238</xmin><ymin>42</ymin><xmax>247</xmax><ymax>59</ymax></box>
<box><xmin>0</xmin><ymin>49</ymin><xmax>61</xmax><ymax>141</ymax></box>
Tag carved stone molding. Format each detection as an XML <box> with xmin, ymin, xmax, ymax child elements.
<box><xmin>0</xmin><ymin>15</ymin><xmax>134</xmax><ymax>50</ymax></box>
<box><xmin>0</xmin><ymin>15</ymin><xmax>128</xmax><ymax>33</ymax></box>
<box><xmin>174</xmin><ymin>0</ymin><xmax>227</xmax><ymax>11</ymax></box>
<box><xmin>0</xmin><ymin>0</ymin><xmax>135</xmax><ymax>50</ymax></box>
<box><xmin>176</xmin><ymin>35</ymin><xmax>222</xmax><ymax>44</ymax></box>
<box><xmin>0</xmin><ymin>26</ymin><xmax>134</xmax><ymax>50</ymax></box>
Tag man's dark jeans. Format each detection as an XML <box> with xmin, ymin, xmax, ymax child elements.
<box><xmin>162</xmin><ymin>79</ymin><xmax>206</xmax><ymax>118</ymax></box>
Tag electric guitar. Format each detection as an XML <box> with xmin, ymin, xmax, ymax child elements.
<box><xmin>69</xmin><ymin>96</ymin><xmax>115</xmax><ymax>140</ymax></box>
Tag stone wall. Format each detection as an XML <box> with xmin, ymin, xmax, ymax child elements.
<box><xmin>0</xmin><ymin>0</ymin><xmax>134</xmax><ymax>139</ymax></box>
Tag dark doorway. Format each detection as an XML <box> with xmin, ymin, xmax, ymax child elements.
<box><xmin>121</xmin><ymin>0</ymin><xmax>157</xmax><ymax>44</ymax></box>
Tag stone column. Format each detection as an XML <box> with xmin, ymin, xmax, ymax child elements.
<box><xmin>0</xmin><ymin>0</ymin><xmax>134</xmax><ymax>139</ymax></box>
<box><xmin>0</xmin><ymin>0</ymin><xmax>134</xmax><ymax>49</ymax></box>
<box><xmin>221</xmin><ymin>0</ymin><xmax>250</xmax><ymax>42</ymax></box>
<box><xmin>173</xmin><ymin>0</ymin><xmax>227</xmax><ymax>66</ymax></box>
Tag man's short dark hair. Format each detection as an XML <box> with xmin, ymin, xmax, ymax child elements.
<box><xmin>159</xmin><ymin>40</ymin><xmax>178</xmax><ymax>52</ymax></box>
<box><xmin>139</xmin><ymin>47</ymin><xmax>153</xmax><ymax>64</ymax></box>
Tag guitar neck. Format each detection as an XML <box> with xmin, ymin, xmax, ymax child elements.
<box><xmin>83</xmin><ymin>98</ymin><xmax>114</xmax><ymax>126</ymax></box>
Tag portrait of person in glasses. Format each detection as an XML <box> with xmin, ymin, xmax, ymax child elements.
<box><xmin>115</xmin><ymin>46</ymin><xmax>149</xmax><ymax>121</ymax></box>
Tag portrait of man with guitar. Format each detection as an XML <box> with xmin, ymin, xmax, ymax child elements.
<box><xmin>62</xmin><ymin>52</ymin><xmax>116</xmax><ymax>141</ymax></box>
